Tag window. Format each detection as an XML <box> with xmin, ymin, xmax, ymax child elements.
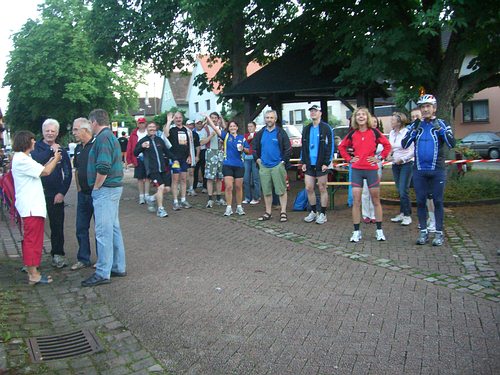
<box><xmin>194</xmin><ymin>102</ymin><xmax>199</xmax><ymax>113</ymax></box>
<box><xmin>463</xmin><ymin>100</ymin><xmax>489</xmax><ymax>122</ymax></box>
<box><xmin>206</xmin><ymin>99</ymin><xmax>211</xmax><ymax>111</ymax></box>
<box><xmin>294</xmin><ymin>109</ymin><xmax>305</xmax><ymax>124</ymax></box>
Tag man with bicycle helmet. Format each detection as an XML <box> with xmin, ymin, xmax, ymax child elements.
<box><xmin>402</xmin><ymin>94</ymin><xmax>455</xmax><ymax>246</ymax></box>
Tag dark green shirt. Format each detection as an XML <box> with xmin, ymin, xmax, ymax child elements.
<box><xmin>87</xmin><ymin>127</ymin><xmax>123</xmax><ymax>188</ymax></box>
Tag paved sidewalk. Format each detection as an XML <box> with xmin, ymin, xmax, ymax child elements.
<box><xmin>0</xmin><ymin>212</ymin><xmax>169</xmax><ymax>374</ymax></box>
<box><xmin>1</xmin><ymin>171</ymin><xmax>499</xmax><ymax>374</ymax></box>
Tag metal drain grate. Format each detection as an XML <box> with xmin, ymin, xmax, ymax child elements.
<box><xmin>26</xmin><ymin>328</ymin><xmax>103</xmax><ymax>362</ymax></box>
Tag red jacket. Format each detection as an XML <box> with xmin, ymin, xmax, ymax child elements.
<box><xmin>338</xmin><ymin>128</ymin><xmax>391</xmax><ymax>170</ymax></box>
<box><xmin>126</xmin><ymin>128</ymin><xmax>142</xmax><ymax>167</ymax></box>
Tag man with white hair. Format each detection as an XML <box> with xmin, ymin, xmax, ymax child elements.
<box><xmin>70</xmin><ymin>118</ymin><xmax>96</xmax><ymax>270</ymax></box>
<box><xmin>31</xmin><ymin>118</ymin><xmax>72</xmax><ymax>268</ymax></box>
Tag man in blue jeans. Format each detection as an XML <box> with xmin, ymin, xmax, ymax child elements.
<box><xmin>70</xmin><ymin>118</ymin><xmax>96</xmax><ymax>270</ymax></box>
<box><xmin>82</xmin><ymin>109</ymin><xmax>126</xmax><ymax>287</ymax></box>
<box><xmin>402</xmin><ymin>94</ymin><xmax>455</xmax><ymax>246</ymax></box>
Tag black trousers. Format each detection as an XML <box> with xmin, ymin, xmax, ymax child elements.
<box><xmin>194</xmin><ymin>149</ymin><xmax>207</xmax><ymax>189</ymax></box>
<box><xmin>45</xmin><ymin>196</ymin><xmax>65</xmax><ymax>256</ymax></box>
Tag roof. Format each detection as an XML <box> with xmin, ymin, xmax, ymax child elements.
<box><xmin>197</xmin><ymin>55</ymin><xmax>262</xmax><ymax>94</ymax></box>
<box><xmin>167</xmin><ymin>72</ymin><xmax>191</xmax><ymax>105</ymax></box>
<box><xmin>223</xmin><ymin>49</ymin><xmax>386</xmax><ymax>100</ymax></box>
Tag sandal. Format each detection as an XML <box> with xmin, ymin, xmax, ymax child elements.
<box><xmin>258</xmin><ymin>212</ymin><xmax>272</xmax><ymax>221</ymax></box>
<box><xmin>280</xmin><ymin>212</ymin><xmax>288</xmax><ymax>222</ymax></box>
<box><xmin>29</xmin><ymin>274</ymin><xmax>53</xmax><ymax>286</ymax></box>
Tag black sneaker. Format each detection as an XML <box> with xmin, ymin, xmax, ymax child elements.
<box><xmin>81</xmin><ymin>273</ymin><xmax>111</xmax><ymax>287</ymax></box>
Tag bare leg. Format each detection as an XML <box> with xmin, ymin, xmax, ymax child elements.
<box><xmin>216</xmin><ymin>178</ymin><xmax>222</xmax><ymax>195</ymax></box>
<box><xmin>224</xmin><ymin>176</ymin><xmax>234</xmax><ymax>206</ymax></box>
<box><xmin>144</xmin><ymin>179</ymin><xmax>150</xmax><ymax>196</ymax></box>
<box><xmin>156</xmin><ymin>185</ymin><xmax>165</xmax><ymax>208</ymax></box>
<box><xmin>369</xmin><ymin>187</ymin><xmax>383</xmax><ymax>222</ymax></box>
<box><xmin>137</xmin><ymin>179</ymin><xmax>145</xmax><ymax>195</ymax></box>
<box><xmin>352</xmin><ymin>187</ymin><xmax>362</xmax><ymax>224</ymax></box>
<box><xmin>317</xmin><ymin>174</ymin><xmax>328</xmax><ymax>207</ymax></box>
<box><xmin>279</xmin><ymin>191</ymin><xmax>288</xmax><ymax>214</ymax></box>
<box><xmin>179</xmin><ymin>172</ymin><xmax>187</xmax><ymax>199</ymax></box>
<box><xmin>172</xmin><ymin>174</ymin><xmax>179</xmax><ymax>200</ymax></box>
<box><xmin>207</xmin><ymin>179</ymin><xmax>214</xmax><ymax>196</ymax></box>
<box><xmin>304</xmin><ymin>174</ymin><xmax>316</xmax><ymax>208</ymax></box>
<box><xmin>234</xmin><ymin>178</ymin><xmax>243</xmax><ymax>205</ymax></box>
<box><xmin>263</xmin><ymin>194</ymin><xmax>272</xmax><ymax>214</ymax></box>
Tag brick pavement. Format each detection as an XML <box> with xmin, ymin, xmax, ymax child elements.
<box><xmin>0</xmin><ymin>209</ymin><xmax>168</xmax><ymax>373</ymax></box>
<box><xmin>1</xmin><ymin>171</ymin><xmax>499</xmax><ymax>374</ymax></box>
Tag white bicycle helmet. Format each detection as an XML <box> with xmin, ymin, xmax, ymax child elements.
<box><xmin>417</xmin><ymin>94</ymin><xmax>437</xmax><ymax>106</ymax></box>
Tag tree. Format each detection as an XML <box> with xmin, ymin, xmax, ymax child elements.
<box><xmin>3</xmin><ymin>0</ymin><xmax>142</xmax><ymax>134</ymax></box>
<box><xmin>294</xmin><ymin>0</ymin><xmax>500</xmax><ymax>124</ymax></box>
<box><xmin>90</xmin><ymin>0</ymin><xmax>298</xmax><ymax>99</ymax></box>
<box><xmin>91</xmin><ymin>0</ymin><xmax>499</xmax><ymax>126</ymax></box>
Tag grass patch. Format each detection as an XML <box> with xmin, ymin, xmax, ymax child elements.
<box><xmin>381</xmin><ymin>170</ymin><xmax>500</xmax><ymax>201</ymax></box>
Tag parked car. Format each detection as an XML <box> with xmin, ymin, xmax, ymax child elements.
<box><xmin>256</xmin><ymin>124</ymin><xmax>302</xmax><ymax>160</ymax></box>
<box><xmin>459</xmin><ymin>132</ymin><xmax>500</xmax><ymax>159</ymax></box>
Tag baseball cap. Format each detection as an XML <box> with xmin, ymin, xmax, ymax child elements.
<box><xmin>186</xmin><ymin>120</ymin><xmax>195</xmax><ymax>125</ymax></box>
<box><xmin>308</xmin><ymin>105</ymin><xmax>321</xmax><ymax>111</ymax></box>
<box><xmin>137</xmin><ymin>117</ymin><xmax>147</xmax><ymax>123</ymax></box>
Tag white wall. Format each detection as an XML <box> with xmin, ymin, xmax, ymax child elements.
<box><xmin>187</xmin><ymin>61</ymin><xmax>223</xmax><ymax>121</ymax></box>
<box><xmin>282</xmin><ymin>100</ymin><xmax>350</xmax><ymax>127</ymax></box>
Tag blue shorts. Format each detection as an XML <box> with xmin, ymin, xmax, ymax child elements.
<box><xmin>171</xmin><ymin>159</ymin><xmax>189</xmax><ymax>174</ymax></box>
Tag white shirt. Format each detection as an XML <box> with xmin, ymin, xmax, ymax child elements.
<box><xmin>11</xmin><ymin>152</ymin><xmax>46</xmax><ymax>218</ymax></box>
<box><xmin>197</xmin><ymin>127</ymin><xmax>209</xmax><ymax>150</ymax></box>
<box><xmin>389</xmin><ymin>127</ymin><xmax>414</xmax><ymax>164</ymax></box>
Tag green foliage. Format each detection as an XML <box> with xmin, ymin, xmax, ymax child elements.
<box><xmin>111</xmin><ymin>113</ymin><xmax>137</xmax><ymax>133</ymax></box>
<box><xmin>454</xmin><ymin>144</ymin><xmax>480</xmax><ymax>160</ymax></box>
<box><xmin>89</xmin><ymin>0</ymin><xmax>499</xmax><ymax>125</ymax></box>
<box><xmin>3</xmin><ymin>0</ymin><xmax>141</xmax><ymax>135</ymax></box>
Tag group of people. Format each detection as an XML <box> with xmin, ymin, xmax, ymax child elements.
<box><xmin>11</xmin><ymin>110</ymin><xmax>126</xmax><ymax>287</ymax></box>
<box><xmin>9</xmin><ymin>93</ymin><xmax>454</xmax><ymax>286</ymax></box>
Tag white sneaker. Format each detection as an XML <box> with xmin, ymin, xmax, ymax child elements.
<box><xmin>139</xmin><ymin>195</ymin><xmax>146</xmax><ymax>204</ymax></box>
<box><xmin>201</xmin><ymin>188</ymin><xmax>208</xmax><ymax>194</ymax></box>
<box><xmin>401</xmin><ymin>216</ymin><xmax>412</xmax><ymax>226</ymax></box>
<box><xmin>217</xmin><ymin>198</ymin><xmax>227</xmax><ymax>206</ymax></box>
<box><xmin>315</xmin><ymin>213</ymin><xmax>327</xmax><ymax>224</ymax></box>
<box><xmin>206</xmin><ymin>200</ymin><xmax>214</xmax><ymax>208</ymax></box>
<box><xmin>427</xmin><ymin>219</ymin><xmax>436</xmax><ymax>233</ymax></box>
<box><xmin>197</xmin><ymin>183</ymin><xmax>203</xmax><ymax>188</ymax></box>
<box><xmin>376</xmin><ymin>229</ymin><xmax>386</xmax><ymax>241</ymax></box>
<box><xmin>146</xmin><ymin>196</ymin><xmax>156</xmax><ymax>212</ymax></box>
<box><xmin>242</xmin><ymin>199</ymin><xmax>250</xmax><ymax>204</ymax></box>
<box><xmin>157</xmin><ymin>207</ymin><xmax>168</xmax><ymax>218</ymax></box>
<box><xmin>236</xmin><ymin>206</ymin><xmax>245</xmax><ymax>216</ymax></box>
<box><xmin>249</xmin><ymin>199</ymin><xmax>260</xmax><ymax>205</ymax></box>
<box><xmin>390</xmin><ymin>213</ymin><xmax>403</xmax><ymax>222</ymax></box>
<box><xmin>350</xmin><ymin>230</ymin><xmax>362</xmax><ymax>243</ymax></box>
<box><xmin>187</xmin><ymin>188</ymin><xmax>197</xmax><ymax>196</ymax></box>
<box><xmin>304</xmin><ymin>211</ymin><xmax>317</xmax><ymax>223</ymax></box>
<box><xmin>224</xmin><ymin>206</ymin><xmax>233</xmax><ymax>216</ymax></box>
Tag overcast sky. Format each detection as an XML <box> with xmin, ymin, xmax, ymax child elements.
<box><xmin>0</xmin><ymin>0</ymin><xmax>163</xmax><ymax>115</ymax></box>
<box><xmin>0</xmin><ymin>0</ymin><xmax>41</xmax><ymax>112</ymax></box>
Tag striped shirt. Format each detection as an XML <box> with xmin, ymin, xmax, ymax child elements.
<box><xmin>87</xmin><ymin>127</ymin><xmax>123</xmax><ymax>187</ymax></box>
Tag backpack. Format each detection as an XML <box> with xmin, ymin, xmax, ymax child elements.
<box><xmin>0</xmin><ymin>171</ymin><xmax>21</xmax><ymax>225</ymax></box>
<box><xmin>293</xmin><ymin>189</ymin><xmax>309</xmax><ymax>211</ymax></box>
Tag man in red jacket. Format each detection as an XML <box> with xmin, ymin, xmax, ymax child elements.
<box><xmin>126</xmin><ymin>117</ymin><xmax>150</xmax><ymax>204</ymax></box>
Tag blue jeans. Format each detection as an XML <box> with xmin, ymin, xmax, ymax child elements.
<box><xmin>243</xmin><ymin>158</ymin><xmax>261</xmax><ymax>201</ymax></box>
<box><xmin>413</xmin><ymin>169</ymin><xmax>446</xmax><ymax>231</ymax></box>
<box><xmin>392</xmin><ymin>162</ymin><xmax>413</xmax><ymax>216</ymax></box>
<box><xmin>76</xmin><ymin>192</ymin><xmax>94</xmax><ymax>265</ymax></box>
<box><xmin>92</xmin><ymin>186</ymin><xmax>126</xmax><ymax>278</ymax></box>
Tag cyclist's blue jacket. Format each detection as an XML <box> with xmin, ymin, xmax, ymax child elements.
<box><xmin>401</xmin><ymin>117</ymin><xmax>455</xmax><ymax>171</ymax></box>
